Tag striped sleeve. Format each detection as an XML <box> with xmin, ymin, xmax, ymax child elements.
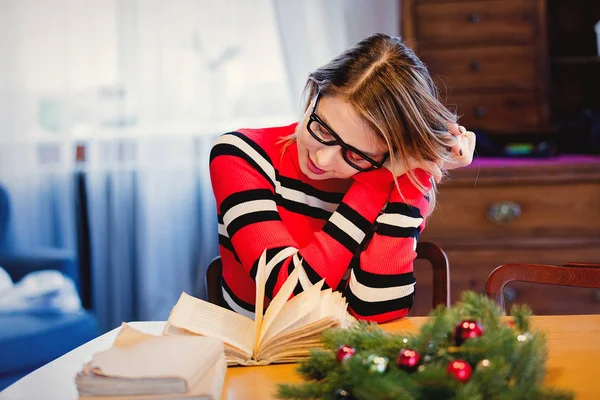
<box><xmin>210</xmin><ymin>131</ymin><xmax>394</xmax><ymax>300</ymax></box>
<box><xmin>344</xmin><ymin>169</ymin><xmax>432</xmax><ymax>323</ymax></box>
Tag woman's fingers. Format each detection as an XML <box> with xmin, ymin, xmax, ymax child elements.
<box><xmin>384</xmin><ymin>125</ymin><xmax>475</xmax><ymax>178</ymax></box>
<box><xmin>444</xmin><ymin>130</ymin><xmax>476</xmax><ymax>170</ymax></box>
<box><xmin>447</xmin><ymin>122</ymin><xmax>461</xmax><ymax>136</ymax></box>
<box><xmin>446</xmin><ymin>123</ymin><xmax>467</xmax><ymax>156</ymax></box>
<box><xmin>384</xmin><ymin>156</ymin><xmax>444</xmax><ymax>181</ymax></box>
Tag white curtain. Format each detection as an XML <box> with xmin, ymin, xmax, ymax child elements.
<box><xmin>83</xmin><ymin>135</ymin><xmax>219</xmax><ymax>327</ymax></box>
<box><xmin>0</xmin><ymin>0</ymin><xmax>107</xmax><ymax>252</ymax></box>
<box><xmin>0</xmin><ymin>0</ymin><xmax>400</xmax><ymax>331</ymax></box>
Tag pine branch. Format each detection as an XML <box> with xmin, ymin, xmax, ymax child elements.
<box><xmin>510</xmin><ymin>304</ymin><xmax>532</xmax><ymax>333</ymax></box>
<box><xmin>277</xmin><ymin>291</ymin><xmax>574</xmax><ymax>400</ymax></box>
<box><xmin>277</xmin><ymin>382</ymin><xmax>330</xmax><ymax>399</ymax></box>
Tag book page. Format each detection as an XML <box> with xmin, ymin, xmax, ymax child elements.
<box><xmin>257</xmin><ymin>276</ymin><xmax>324</xmax><ymax>356</ymax></box>
<box><xmin>260</xmin><ymin>335</ymin><xmax>329</xmax><ymax>363</ymax></box>
<box><xmin>254</xmin><ymin>247</ymin><xmax>299</xmax><ymax>346</ymax></box>
<box><xmin>256</xmin><ymin>256</ymin><xmax>301</xmax><ymax>349</ymax></box>
<box><xmin>252</xmin><ymin>250</ymin><xmax>267</xmax><ymax>357</ymax></box>
<box><xmin>259</xmin><ymin>318</ymin><xmax>338</xmax><ymax>361</ymax></box>
<box><xmin>258</xmin><ymin>287</ymin><xmax>352</xmax><ymax>361</ymax></box>
<box><xmin>167</xmin><ymin>292</ymin><xmax>254</xmax><ymax>358</ymax></box>
<box><xmin>278</xmin><ymin>289</ymin><xmax>333</xmax><ymax>333</ymax></box>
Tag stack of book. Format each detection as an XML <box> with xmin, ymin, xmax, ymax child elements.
<box><xmin>75</xmin><ymin>250</ymin><xmax>353</xmax><ymax>398</ymax></box>
<box><xmin>75</xmin><ymin>324</ymin><xmax>226</xmax><ymax>400</ymax></box>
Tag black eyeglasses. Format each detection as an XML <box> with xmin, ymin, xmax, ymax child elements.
<box><xmin>307</xmin><ymin>93</ymin><xmax>389</xmax><ymax>172</ymax></box>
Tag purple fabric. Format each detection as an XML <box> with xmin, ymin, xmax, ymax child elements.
<box><xmin>467</xmin><ymin>155</ymin><xmax>600</xmax><ymax>169</ymax></box>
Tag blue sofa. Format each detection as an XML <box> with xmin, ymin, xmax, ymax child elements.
<box><xmin>0</xmin><ymin>185</ymin><xmax>100</xmax><ymax>391</ymax></box>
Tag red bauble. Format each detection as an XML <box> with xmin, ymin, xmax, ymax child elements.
<box><xmin>454</xmin><ymin>320</ymin><xmax>485</xmax><ymax>345</ymax></box>
<box><xmin>396</xmin><ymin>348</ymin><xmax>421</xmax><ymax>372</ymax></box>
<box><xmin>336</xmin><ymin>345</ymin><xmax>356</xmax><ymax>363</ymax></box>
<box><xmin>447</xmin><ymin>360</ymin><xmax>473</xmax><ymax>383</ymax></box>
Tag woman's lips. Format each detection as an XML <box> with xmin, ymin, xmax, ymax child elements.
<box><xmin>307</xmin><ymin>156</ymin><xmax>327</xmax><ymax>175</ymax></box>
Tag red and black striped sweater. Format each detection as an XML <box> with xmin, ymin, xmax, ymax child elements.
<box><xmin>209</xmin><ymin>123</ymin><xmax>432</xmax><ymax>323</ymax></box>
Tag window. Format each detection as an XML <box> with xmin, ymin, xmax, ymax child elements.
<box><xmin>2</xmin><ymin>0</ymin><xmax>295</xmax><ymax>141</ymax></box>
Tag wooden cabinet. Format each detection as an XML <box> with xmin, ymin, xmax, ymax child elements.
<box><xmin>410</xmin><ymin>158</ymin><xmax>600</xmax><ymax>316</ymax></box>
<box><xmin>402</xmin><ymin>0</ymin><xmax>600</xmax><ymax>315</ymax></box>
<box><xmin>402</xmin><ymin>0</ymin><xmax>550</xmax><ymax>134</ymax></box>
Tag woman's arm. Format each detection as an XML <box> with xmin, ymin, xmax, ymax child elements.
<box><xmin>343</xmin><ymin>169</ymin><xmax>432</xmax><ymax>323</ymax></box>
<box><xmin>210</xmin><ymin>131</ymin><xmax>394</xmax><ymax>299</ymax></box>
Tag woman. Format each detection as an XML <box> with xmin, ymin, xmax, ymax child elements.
<box><xmin>209</xmin><ymin>33</ymin><xmax>475</xmax><ymax>323</ymax></box>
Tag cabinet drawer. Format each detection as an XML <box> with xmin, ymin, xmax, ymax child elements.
<box><xmin>424</xmin><ymin>182</ymin><xmax>600</xmax><ymax>240</ymax></box>
<box><xmin>421</xmin><ymin>45</ymin><xmax>536</xmax><ymax>92</ymax></box>
<box><xmin>416</xmin><ymin>0</ymin><xmax>538</xmax><ymax>47</ymax></box>
<box><xmin>446</xmin><ymin>92</ymin><xmax>543</xmax><ymax>132</ymax></box>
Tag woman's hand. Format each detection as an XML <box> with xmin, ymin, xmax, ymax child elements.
<box><xmin>383</xmin><ymin>123</ymin><xmax>476</xmax><ymax>183</ymax></box>
<box><xmin>444</xmin><ymin>123</ymin><xmax>476</xmax><ymax>170</ymax></box>
<box><xmin>384</xmin><ymin>154</ymin><xmax>445</xmax><ymax>183</ymax></box>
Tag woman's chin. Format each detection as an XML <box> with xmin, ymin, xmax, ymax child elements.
<box><xmin>309</xmin><ymin>172</ymin><xmax>330</xmax><ymax>180</ymax></box>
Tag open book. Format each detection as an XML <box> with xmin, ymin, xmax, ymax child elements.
<box><xmin>75</xmin><ymin>323</ymin><xmax>226</xmax><ymax>400</ymax></box>
<box><xmin>164</xmin><ymin>251</ymin><xmax>354</xmax><ymax>365</ymax></box>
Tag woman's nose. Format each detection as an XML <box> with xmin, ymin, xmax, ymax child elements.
<box><xmin>315</xmin><ymin>145</ymin><xmax>340</xmax><ymax>168</ymax></box>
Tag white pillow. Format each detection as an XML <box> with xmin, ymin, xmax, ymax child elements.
<box><xmin>0</xmin><ymin>267</ymin><xmax>13</xmax><ymax>294</ymax></box>
<box><xmin>0</xmin><ymin>269</ymin><xmax>81</xmax><ymax>313</ymax></box>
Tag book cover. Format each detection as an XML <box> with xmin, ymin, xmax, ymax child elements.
<box><xmin>76</xmin><ymin>323</ymin><xmax>226</xmax><ymax>400</ymax></box>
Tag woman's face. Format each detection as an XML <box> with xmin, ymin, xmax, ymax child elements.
<box><xmin>296</xmin><ymin>94</ymin><xmax>389</xmax><ymax>180</ymax></box>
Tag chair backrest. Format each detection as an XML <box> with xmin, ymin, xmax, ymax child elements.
<box><xmin>486</xmin><ymin>262</ymin><xmax>600</xmax><ymax>311</ymax></box>
<box><xmin>205</xmin><ymin>256</ymin><xmax>225</xmax><ymax>306</ymax></box>
<box><xmin>416</xmin><ymin>241</ymin><xmax>451</xmax><ymax>308</ymax></box>
<box><xmin>205</xmin><ymin>241</ymin><xmax>451</xmax><ymax>309</ymax></box>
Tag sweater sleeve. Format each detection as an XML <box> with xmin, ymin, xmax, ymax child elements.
<box><xmin>343</xmin><ymin>169</ymin><xmax>432</xmax><ymax>323</ymax></box>
<box><xmin>210</xmin><ymin>132</ymin><xmax>394</xmax><ymax>299</ymax></box>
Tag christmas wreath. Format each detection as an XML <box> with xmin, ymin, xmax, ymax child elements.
<box><xmin>277</xmin><ymin>291</ymin><xmax>573</xmax><ymax>400</ymax></box>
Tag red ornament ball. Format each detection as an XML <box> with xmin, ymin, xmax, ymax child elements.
<box><xmin>454</xmin><ymin>320</ymin><xmax>485</xmax><ymax>345</ymax></box>
<box><xmin>396</xmin><ymin>348</ymin><xmax>421</xmax><ymax>372</ymax></box>
<box><xmin>447</xmin><ymin>360</ymin><xmax>473</xmax><ymax>383</ymax></box>
<box><xmin>336</xmin><ymin>345</ymin><xmax>356</xmax><ymax>363</ymax></box>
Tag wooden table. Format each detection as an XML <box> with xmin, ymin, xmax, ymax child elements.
<box><xmin>1</xmin><ymin>315</ymin><xmax>599</xmax><ymax>400</ymax></box>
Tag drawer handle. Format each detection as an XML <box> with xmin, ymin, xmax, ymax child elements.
<box><xmin>468</xmin><ymin>13</ymin><xmax>481</xmax><ymax>23</ymax></box>
<box><xmin>470</xmin><ymin>60</ymin><xmax>481</xmax><ymax>72</ymax></box>
<box><xmin>488</xmin><ymin>202</ymin><xmax>521</xmax><ymax>223</ymax></box>
<box><xmin>474</xmin><ymin>105</ymin><xmax>486</xmax><ymax>118</ymax></box>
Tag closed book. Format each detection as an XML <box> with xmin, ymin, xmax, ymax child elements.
<box><xmin>76</xmin><ymin>323</ymin><xmax>226</xmax><ymax>400</ymax></box>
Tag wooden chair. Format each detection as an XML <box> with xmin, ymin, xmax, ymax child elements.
<box><xmin>205</xmin><ymin>241</ymin><xmax>450</xmax><ymax>309</ymax></box>
<box><xmin>486</xmin><ymin>262</ymin><xmax>600</xmax><ymax>311</ymax></box>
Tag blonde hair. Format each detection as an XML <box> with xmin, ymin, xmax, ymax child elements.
<box><xmin>284</xmin><ymin>33</ymin><xmax>457</xmax><ymax>214</ymax></box>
